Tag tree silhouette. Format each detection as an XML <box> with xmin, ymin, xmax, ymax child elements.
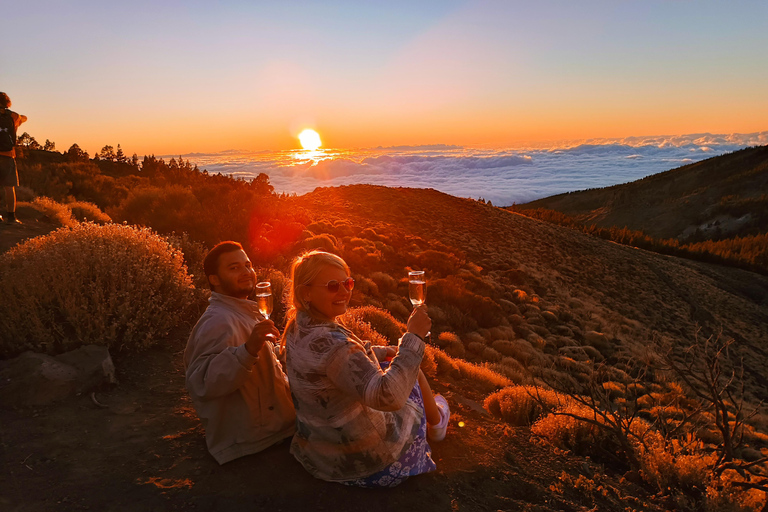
<box><xmin>66</xmin><ymin>143</ymin><xmax>89</xmax><ymax>162</ymax></box>
<box><xmin>98</xmin><ymin>145</ymin><xmax>116</xmax><ymax>162</ymax></box>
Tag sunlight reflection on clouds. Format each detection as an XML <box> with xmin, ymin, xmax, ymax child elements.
<box><xmin>175</xmin><ymin>132</ymin><xmax>767</xmax><ymax>206</ymax></box>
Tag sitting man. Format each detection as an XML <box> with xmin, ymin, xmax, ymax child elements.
<box><xmin>184</xmin><ymin>241</ymin><xmax>296</xmax><ymax>464</ymax></box>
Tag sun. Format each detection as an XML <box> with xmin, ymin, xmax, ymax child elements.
<box><xmin>298</xmin><ymin>129</ymin><xmax>322</xmax><ymax>150</ymax></box>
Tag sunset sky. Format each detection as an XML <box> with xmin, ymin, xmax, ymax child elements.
<box><xmin>3</xmin><ymin>0</ymin><xmax>767</xmax><ymax>156</ymax></box>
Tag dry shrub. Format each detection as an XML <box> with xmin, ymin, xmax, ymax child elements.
<box><xmin>300</xmin><ymin>234</ymin><xmax>337</xmax><ymax>252</ymax></box>
<box><xmin>467</xmin><ymin>341</ymin><xmax>485</xmax><ymax>355</ymax></box>
<box><xmin>415</xmin><ymin>250</ymin><xmax>461</xmax><ymax>276</ymax></box>
<box><xmin>464</xmin><ymin>331</ymin><xmax>487</xmax><ymax>345</ymax></box>
<box><xmin>601</xmin><ymin>381</ymin><xmax>627</xmax><ymax>399</ymax></box>
<box><xmin>444</xmin><ymin>338</ymin><xmax>466</xmax><ymax>358</ymax></box>
<box><xmin>451</xmin><ymin>358</ymin><xmax>513</xmax><ymax>391</ymax></box>
<box><xmin>421</xmin><ymin>345</ymin><xmax>438</xmax><ymax>377</ymax></box>
<box><xmin>436</xmin><ymin>331</ymin><xmax>460</xmax><ymax>349</ymax></box>
<box><xmin>306</xmin><ymin>220</ymin><xmax>334</xmax><ymax>234</ymax></box>
<box><xmin>488</xmin><ymin>361</ymin><xmax>529</xmax><ymax>385</ymax></box>
<box><xmin>482</xmin><ymin>346</ymin><xmax>502</xmax><ymax>362</ymax></box>
<box><xmin>353</xmin><ymin>274</ymin><xmax>380</xmax><ymax>297</ymax></box>
<box><xmin>0</xmin><ymin>223</ymin><xmax>194</xmax><ymax>356</ymax></box>
<box><xmin>531</xmin><ymin>404</ymin><xmax>612</xmax><ymax>455</ymax></box>
<box><xmin>342</xmin><ymin>306</ymin><xmax>405</xmax><ymax>344</ymax></box>
<box><xmin>370</xmin><ymin>271</ymin><xmax>397</xmax><ymax>294</ymax></box>
<box><xmin>497</xmin><ymin>338</ymin><xmax>539</xmax><ymax>364</ymax></box>
<box><xmin>492</xmin><ymin>339</ymin><xmax>519</xmax><ymax>357</ymax></box>
<box><xmin>427</xmin><ymin>346</ymin><xmax>458</xmax><ymax>376</ymax></box>
<box><xmin>429</xmin><ymin>276</ymin><xmax>505</xmax><ymax>328</ymax></box>
<box><xmin>511</xmin><ymin>289</ymin><xmax>529</xmax><ymax>304</ymax></box>
<box><xmin>338</xmin><ymin>311</ymin><xmax>389</xmax><ymax>347</ymax></box>
<box><xmin>485</xmin><ymin>385</ymin><xmax>570</xmax><ymax>426</ymax></box>
<box><xmin>637</xmin><ymin>434</ymin><xmax>713</xmax><ymax>493</ymax></box>
<box><xmin>167</xmin><ymin>233</ymin><xmax>208</xmax><ymax>292</ymax></box>
<box><xmin>68</xmin><ymin>201</ymin><xmax>111</xmax><ymax>224</ymax></box>
<box><xmin>705</xmin><ymin>470</ymin><xmax>766</xmax><ymax>511</ymax></box>
<box><xmin>385</xmin><ymin>299</ymin><xmax>410</xmax><ymax>320</ymax></box>
<box><xmin>30</xmin><ymin>196</ymin><xmax>77</xmax><ymax>227</ymax></box>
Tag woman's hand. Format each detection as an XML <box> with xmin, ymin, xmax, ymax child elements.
<box><xmin>245</xmin><ymin>319</ymin><xmax>280</xmax><ymax>356</ymax></box>
<box><xmin>406</xmin><ymin>304</ymin><xmax>431</xmax><ymax>340</ymax></box>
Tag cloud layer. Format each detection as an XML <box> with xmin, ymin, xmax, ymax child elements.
<box><xmin>177</xmin><ymin>132</ymin><xmax>767</xmax><ymax>206</ymax></box>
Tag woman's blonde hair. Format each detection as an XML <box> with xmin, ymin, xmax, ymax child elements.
<box><xmin>281</xmin><ymin>250</ymin><xmax>350</xmax><ymax>347</ymax></box>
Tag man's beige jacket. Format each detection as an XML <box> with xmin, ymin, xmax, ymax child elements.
<box><xmin>184</xmin><ymin>292</ymin><xmax>296</xmax><ymax>464</ymax></box>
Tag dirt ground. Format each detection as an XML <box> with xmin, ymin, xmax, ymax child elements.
<box><xmin>0</xmin><ymin>336</ymin><xmax>662</xmax><ymax>512</ymax></box>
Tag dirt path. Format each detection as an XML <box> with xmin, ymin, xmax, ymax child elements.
<box><xmin>0</xmin><ymin>338</ymin><xmax>660</xmax><ymax>512</ymax></box>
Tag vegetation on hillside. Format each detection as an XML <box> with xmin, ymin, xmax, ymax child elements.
<box><xmin>509</xmin><ymin>206</ymin><xmax>768</xmax><ymax>274</ymax></box>
<box><xmin>3</xmin><ymin>135</ymin><xmax>768</xmax><ymax>509</ymax></box>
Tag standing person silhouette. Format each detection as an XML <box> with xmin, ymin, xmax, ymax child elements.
<box><xmin>0</xmin><ymin>92</ymin><xmax>27</xmax><ymax>224</ymax></box>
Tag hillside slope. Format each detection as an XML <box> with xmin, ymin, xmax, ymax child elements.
<box><xmin>515</xmin><ymin>145</ymin><xmax>768</xmax><ymax>240</ymax></box>
<box><xmin>293</xmin><ymin>185</ymin><xmax>768</xmax><ymax>402</ymax></box>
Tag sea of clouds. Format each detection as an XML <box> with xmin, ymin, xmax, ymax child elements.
<box><xmin>175</xmin><ymin>132</ymin><xmax>767</xmax><ymax>206</ymax></box>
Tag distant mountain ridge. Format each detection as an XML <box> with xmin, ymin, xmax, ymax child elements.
<box><xmin>515</xmin><ymin>145</ymin><xmax>768</xmax><ymax>241</ymax></box>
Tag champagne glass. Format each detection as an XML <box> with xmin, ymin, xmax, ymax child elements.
<box><xmin>408</xmin><ymin>271</ymin><xmax>430</xmax><ymax>339</ymax></box>
<box><xmin>255</xmin><ymin>281</ymin><xmax>277</xmax><ymax>347</ymax></box>
<box><xmin>408</xmin><ymin>271</ymin><xmax>427</xmax><ymax>306</ymax></box>
<box><xmin>255</xmin><ymin>282</ymin><xmax>274</xmax><ymax>319</ymax></box>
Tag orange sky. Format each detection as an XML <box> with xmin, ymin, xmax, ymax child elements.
<box><xmin>3</xmin><ymin>1</ymin><xmax>767</xmax><ymax>156</ymax></box>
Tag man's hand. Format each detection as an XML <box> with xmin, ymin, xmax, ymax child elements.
<box><xmin>245</xmin><ymin>319</ymin><xmax>280</xmax><ymax>357</ymax></box>
<box><xmin>406</xmin><ymin>304</ymin><xmax>431</xmax><ymax>340</ymax></box>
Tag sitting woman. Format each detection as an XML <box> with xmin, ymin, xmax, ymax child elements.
<box><xmin>282</xmin><ymin>250</ymin><xmax>450</xmax><ymax>487</ymax></box>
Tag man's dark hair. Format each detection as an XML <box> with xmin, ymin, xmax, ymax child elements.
<box><xmin>203</xmin><ymin>241</ymin><xmax>245</xmax><ymax>288</ymax></box>
<box><xmin>0</xmin><ymin>93</ymin><xmax>9</xmax><ymax>109</ymax></box>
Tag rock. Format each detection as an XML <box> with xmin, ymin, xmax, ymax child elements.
<box><xmin>0</xmin><ymin>352</ymin><xmax>79</xmax><ymax>407</ymax></box>
<box><xmin>0</xmin><ymin>345</ymin><xmax>116</xmax><ymax>408</ymax></box>
<box><xmin>55</xmin><ymin>345</ymin><xmax>117</xmax><ymax>391</ymax></box>
<box><xmin>530</xmin><ymin>324</ymin><xmax>551</xmax><ymax>338</ymax></box>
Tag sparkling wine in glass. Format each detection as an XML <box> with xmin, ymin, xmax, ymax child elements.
<box><xmin>408</xmin><ymin>271</ymin><xmax>427</xmax><ymax>306</ymax></box>
<box><xmin>255</xmin><ymin>282</ymin><xmax>273</xmax><ymax>320</ymax></box>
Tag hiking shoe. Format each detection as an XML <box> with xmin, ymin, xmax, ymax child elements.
<box><xmin>427</xmin><ymin>394</ymin><xmax>450</xmax><ymax>442</ymax></box>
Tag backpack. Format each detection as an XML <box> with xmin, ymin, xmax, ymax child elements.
<box><xmin>0</xmin><ymin>109</ymin><xmax>17</xmax><ymax>152</ymax></box>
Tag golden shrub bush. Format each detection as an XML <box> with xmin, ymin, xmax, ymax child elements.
<box><xmin>436</xmin><ymin>331</ymin><xmax>460</xmax><ymax>349</ymax></box>
<box><xmin>369</xmin><ymin>271</ymin><xmax>397</xmax><ymax>294</ymax></box>
<box><xmin>68</xmin><ymin>201</ymin><xmax>111</xmax><ymax>224</ymax></box>
<box><xmin>337</xmin><ymin>311</ymin><xmax>389</xmax><ymax>347</ymax></box>
<box><xmin>421</xmin><ymin>345</ymin><xmax>438</xmax><ymax>377</ymax></box>
<box><xmin>488</xmin><ymin>362</ymin><xmax>529</xmax><ymax>385</ymax></box>
<box><xmin>385</xmin><ymin>299</ymin><xmax>410</xmax><ymax>320</ymax></box>
<box><xmin>0</xmin><ymin>223</ymin><xmax>195</xmax><ymax>357</ymax></box>
<box><xmin>29</xmin><ymin>196</ymin><xmax>77</xmax><ymax>227</ymax></box>
<box><xmin>481</xmin><ymin>346</ymin><xmax>502</xmax><ymax>362</ymax></box>
<box><xmin>467</xmin><ymin>341</ymin><xmax>485</xmax><ymax>355</ymax></box>
<box><xmin>300</xmin><ymin>234</ymin><xmax>337</xmax><ymax>253</ymax></box>
<box><xmin>342</xmin><ymin>306</ymin><xmax>405</xmax><ymax>344</ymax></box>
<box><xmin>531</xmin><ymin>404</ymin><xmax>611</xmax><ymax>454</ymax></box>
<box><xmin>485</xmin><ymin>385</ymin><xmax>570</xmax><ymax>426</ymax></box>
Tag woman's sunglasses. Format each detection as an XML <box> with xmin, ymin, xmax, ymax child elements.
<box><xmin>310</xmin><ymin>277</ymin><xmax>355</xmax><ymax>293</ymax></box>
